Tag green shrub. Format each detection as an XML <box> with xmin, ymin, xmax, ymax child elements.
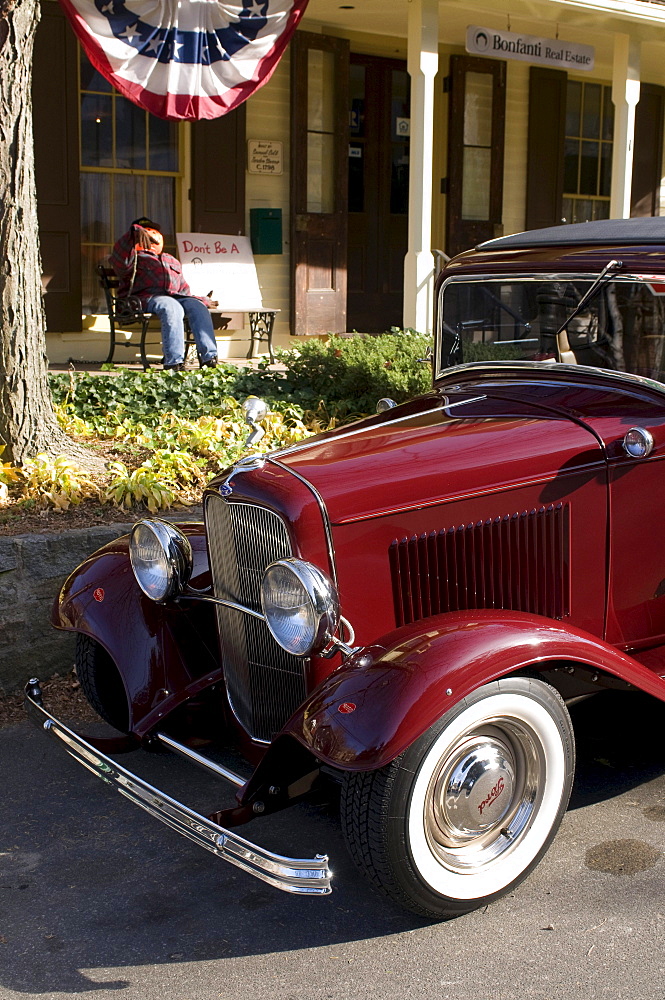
<box><xmin>234</xmin><ymin>332</ymin><xmax>432</xmax><ymax>413</ymax></box>
<box><xmin>42</xmin><ymin>331</ymin><xmax>435</xmax><ymax>511</ymax></box>
<box><xmin>50</xmin><ymin>330</ymin><xmax>434</xmax><ymax>427</ymax></box>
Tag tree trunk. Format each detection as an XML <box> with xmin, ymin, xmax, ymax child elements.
<box><xmin>0</xmin><ymin>0</ymin><xmax>97</xmax><ymax>467</ymax></box>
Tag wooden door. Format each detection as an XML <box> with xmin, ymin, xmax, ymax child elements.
<box><xmin>291</xmin><ymin>31</ymin><xmax>349</xmax><ymax>335</ymax></box>
<box><xmin>446</xmin><ymin>56</ymin><xmax>506</xmax><ymax>257</ymax></box>
<box><xmin>347</xmin><ymin>55</ymin><xmax>410</xmax><ymax>333</ymax></box>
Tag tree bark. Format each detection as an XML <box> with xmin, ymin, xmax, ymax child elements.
<box><xmin>0</xmin><ymin>0</ymin><xmax>98</xmax><ymax>468</ymax></box>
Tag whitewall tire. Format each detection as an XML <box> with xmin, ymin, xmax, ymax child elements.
<box><xmin>341</xmin><ymin>677</ymin><xmax>575</xmax><ymax>919</ymax></box>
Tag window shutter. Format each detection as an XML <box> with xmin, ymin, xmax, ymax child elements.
<box><xmin>191</xmin><ymin>107</ymin><xmax>246</xmax><ymax>234</ymax></box>
<box><xmin>32</xmin><ymin>5</ymin><xmax>82</xmax><ymax>332</ymax></box>
<box><xmin>631</xmin><ymin>83</ymin><xmax>665</xmax><ymax>217</ymax></box>
<box><xmin>526</xmin><ymin>67</ymin><xmax>567</xmax><ymax>231</ymax></box>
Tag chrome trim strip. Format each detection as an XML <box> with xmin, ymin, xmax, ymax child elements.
<box><xmin>24</xmin><ymin>686</ymin><xmax>332</xmax><ymax>896</ymax></box>
<box><xmin>269</xmin><ymin>396</ymin><xmax>486</xmax><ymax>464</ymax></box>
<box><xmin>155</xmin><ymin>732</ymin><xmax>246</xmax><ymax>788</ymax></box>
<box><xmin>268</xmin><ymin>458</ymin><xmax>339</xmax><ymax>587</ymax></box>
<box><xmin>434</xmin><ymin>359</ymin><xmax>665</xmax><ymax>397</ymax></box>
<box><xmin>179</xmin><ymin>592</ymin><xmax>265</xmax><ymax>620</ymax></box>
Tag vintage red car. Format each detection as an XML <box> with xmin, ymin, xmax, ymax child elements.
<box><xmin>26</xmin><ymin>216</ymin><xmax>665</xmax><ymax>919</ymax></box>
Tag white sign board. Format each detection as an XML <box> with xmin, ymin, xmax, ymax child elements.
<box><xmin>176</xmin><ymin>234</ymin><xmax>263</xmax><ymax>312</ymax></box>
<box><xmin>247</xmin><ymin>139</ymin><xmax>283</xmax><ymax>175</ymax></box>
<box><xmin>466</xmin><ymin>25</ymin><xmax>594</xmax><ymax>71</ymax></box>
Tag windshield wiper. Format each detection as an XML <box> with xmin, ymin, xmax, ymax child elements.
<box><xmin>556</xmin><ymin>259</ymin><xmax>623</xmax><ymax>364</ymax></box>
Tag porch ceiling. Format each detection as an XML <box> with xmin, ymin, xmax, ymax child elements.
<box><xmin>303</xmin><ymin>0</ymin><xmax>665</xmax><ymax>41</ymax></box>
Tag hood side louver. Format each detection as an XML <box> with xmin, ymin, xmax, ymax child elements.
<box><xmin>389</xmin><ymin>503</ymin><xmax>570</xmax><ymax>627</ymax></box>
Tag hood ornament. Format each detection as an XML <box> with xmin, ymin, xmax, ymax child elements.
<box><xmin>220</xmin><ymin>453</ymin><xmax>266</xmax><ymax>498</ymax></box>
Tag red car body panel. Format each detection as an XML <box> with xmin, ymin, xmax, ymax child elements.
<box><xmin>52</xmin><ymin>527</ymin><xmax>226</xmax><ymax>735</ymax></box>
<box><xmin>50</xmin><ymin>231</ymin><xmax>665</xmax><ymax>769</ymax></box>
<box><xmin>281</xmin><ymin>610</ymin><xmax>665</xmax><ymax>772</ymax></box>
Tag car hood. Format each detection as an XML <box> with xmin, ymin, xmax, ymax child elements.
<box><xmin>275</xmin><ymin>386</ymin><xmax>604</xmax><ymax>525</ymax></box>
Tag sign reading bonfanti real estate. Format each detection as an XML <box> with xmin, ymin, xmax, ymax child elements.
<box><xmin>466</xmin><ymin>26</ymin><xmax>594</xmax><ymax>71</ymax></box>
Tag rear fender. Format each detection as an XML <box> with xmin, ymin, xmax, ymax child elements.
<box><xmin>283</xmin><ymin>609</ymin><xmax>665</xmax><ymax>772</ymax></box>
<box><xmin>52</xmin><ymin>524</ymin><xmax>222</xmax><ymax>734</ymax></box>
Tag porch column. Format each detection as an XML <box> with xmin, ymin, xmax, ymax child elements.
<box><xmin>610</xmin><ymin>33</ymin><xmax>640</xmax><ymax>219</ymax></box>
<box><xmin>403</xmin><ymin>0</ymin><xmax>438</xmax><ymax>334</ymax></box>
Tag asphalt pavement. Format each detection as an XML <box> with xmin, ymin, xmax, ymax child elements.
<box><xmin>2</xmin><ymin>690</ymin><xmax>665</xmax><ymax>1000</ymax></box>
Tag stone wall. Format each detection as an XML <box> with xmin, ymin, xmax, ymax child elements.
<box><xmin>0</xmin><ymin>512</ymin><xmax>201</xmax><ymax>693</ymax></box>
<box><xmin>0</xmin><ymin>524</ymin><xmax>133</xmax><ymax>693</ymax></box>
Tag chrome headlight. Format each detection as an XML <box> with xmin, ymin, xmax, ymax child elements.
<box><xmin>261</xmin><ymin>559</ymin><xmax>339</xmax><ymax>657</ymax></box>
<box><xmin>129</xmin><ymin>519</ymin><xmax>193</xmax><ymax>603</ymax></box>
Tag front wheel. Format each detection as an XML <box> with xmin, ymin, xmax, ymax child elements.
<box><xmin>340</xmin><ymin>677</ymin><xmax>575</xmax><ymax>919</ymax></box>
<box><xmin>75</xmin><ymin>633</ymin><xmax>129</xmax><ymax>733</ymax></box>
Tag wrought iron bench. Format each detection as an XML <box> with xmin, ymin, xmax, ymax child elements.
<box><xmin>247</xmin><ymin>309</ymin><xmax>279</xmax><ymax>363</ymax></box>
<box><xmin>96</xmin><ymin>265</ymin><xmax>231</xmax><ymax>369</ymax></box>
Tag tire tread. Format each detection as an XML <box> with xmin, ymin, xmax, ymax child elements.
<box><xmin>75</xmin><ymin>634</ymin><xmax>129</xmax><ymax>732</ymax></box>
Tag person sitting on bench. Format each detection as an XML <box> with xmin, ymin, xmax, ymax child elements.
<box><xmin>110</xmin><ymin>217</ymin><xmax>219</xmax><ymax>371</ymax></box>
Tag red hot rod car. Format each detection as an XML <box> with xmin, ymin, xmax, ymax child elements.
<box><xmin>26</xmin><ymin>217</ymin><xmax>665</xmax><ymax>918</ymax></box>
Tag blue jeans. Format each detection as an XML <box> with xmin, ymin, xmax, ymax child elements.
<box><xmin>145</xmin><ymin>294</ymin><xmax>218</xmax><ymax>366</ymax></box>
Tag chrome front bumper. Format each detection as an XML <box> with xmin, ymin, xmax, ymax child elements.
<box><xmin>24</xmin><ymin>682</ymin><xmax>332</xmax><ymax>896</ymax></box>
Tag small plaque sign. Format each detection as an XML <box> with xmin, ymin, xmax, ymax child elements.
<box><xmin>247</xmin><ymin>139</ymin><xmax>283</xmax><ymax>175</ymax></box>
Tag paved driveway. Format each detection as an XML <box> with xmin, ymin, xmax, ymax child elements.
<box><xmin>2</xmin><ymin>691</ymin><xmax>665</xmax><ymax>1000</ymax></box>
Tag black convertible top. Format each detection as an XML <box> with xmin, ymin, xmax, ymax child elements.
<box><xmin>477</xmin><ymin>217</ymin><xmax>665</xmax><ymax>251</ymax></box>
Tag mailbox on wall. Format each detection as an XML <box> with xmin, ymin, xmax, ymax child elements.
<box><xmin>250</xmin><ymin>208</ymin><xmax>283</xmax><ymax>255</ymax></box>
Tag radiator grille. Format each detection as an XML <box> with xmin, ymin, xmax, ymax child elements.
<box><xmin>205</xmin><ymin>494</ymin><xmax>307</xmax><ymax>742</ymax></box>
<box><xmin>389</xmin><ymin>503</ymin><xmax>570</xmax><ymax>627</ymax></box>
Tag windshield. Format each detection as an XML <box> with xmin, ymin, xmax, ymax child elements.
<box><xmin>438</xmin><ymin>277</ymin><xmax>665</xmax><ymax>382</ymax></box>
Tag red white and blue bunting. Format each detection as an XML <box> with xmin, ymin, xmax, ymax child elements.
<box><xmin>58</xmin><ymin>0</ymin><xmax>309</xmax><ymax>120</ymax></box>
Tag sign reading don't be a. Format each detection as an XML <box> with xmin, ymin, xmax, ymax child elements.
<box><xmin>176</xmin><ymin>234</ymin><xmax>264</xmax><ymax>312</ymax></box>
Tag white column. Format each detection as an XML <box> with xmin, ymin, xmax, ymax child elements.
<box><xmin>610</xmin><ymin>33</ymin><xmax>640</xmax><ymax>219</ymax></box>
<box><xmin>403</xmin><ymin>0</ymin><xmax>438</xmax><ymax>334</ymax></box>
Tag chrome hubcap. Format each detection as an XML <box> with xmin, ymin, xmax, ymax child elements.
<box><xmin>436</xmin><ymin>736</ymin><xmax>515</xmax><ymax>838</ymax></box>
<box><xmin>423</xmin><ymin>721</ymin><xmax>543</xmax><ymax>874</ymax></box>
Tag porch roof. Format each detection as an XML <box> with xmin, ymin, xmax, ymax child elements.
<box><xmin>303</xmin><ymin>0</ymin><xmax>665</xmax><ymax>38</ymax></box>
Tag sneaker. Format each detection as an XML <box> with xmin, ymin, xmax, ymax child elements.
<box><xmin>163</xmin><ymin>362</ymin><xmax>184</xmax><ymax>371</ymax></box>
<box><xmin>200</xmin><ymin>357</ymin><xmax>218</xmax><ymax>369</ymax></box>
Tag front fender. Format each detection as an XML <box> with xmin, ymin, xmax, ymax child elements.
<box><xmin>52</xmin><ymin>524</ymin><xmax>222</xmax><ymax>734</ymax></box>
<box><xmin>284</xmin><ymin>610</ymin><xmax>665</xmax><ymax>772</ymax></box>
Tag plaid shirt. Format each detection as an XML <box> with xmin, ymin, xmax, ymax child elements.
<box><xmin>110</xmin><ymin>230</ymin><xmax>193</xmax><ymax>305</ymax></box>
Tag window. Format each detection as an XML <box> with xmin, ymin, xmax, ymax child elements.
<box><xmin>461</xmin><ymin>71</ymin><xmax>493</xmax><ymax>221</ymax></box>
<box><xmin>562</xmin><ymin>80</ymin><xmax>614</xmax><ymax>225</ymax></box>
<box><xmin>79</xmin><ymin>49</ymin><xmax>181</xmax><ymax>313</ymax></box>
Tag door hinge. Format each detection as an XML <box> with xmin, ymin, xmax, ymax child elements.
<box><xmin>443</xmin><ymin>75</ymin><xmax>452</xmax><ymax>93</ymax></box>
<box><xmin>440</xmin><ymin>177</ymin><xmax>449</xmax><ymax>195</ymax></box>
